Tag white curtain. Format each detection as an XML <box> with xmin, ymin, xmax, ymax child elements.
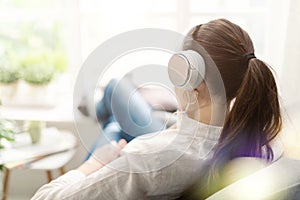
<box><xmin>280</xmin><ymin>0</ymin><xmax>300</xmax><ymax>106</ymax></box>
<box><xmin>270</xmin><ymin>0</ymin><xmax>300</xmax><ymax>152</ymax></box>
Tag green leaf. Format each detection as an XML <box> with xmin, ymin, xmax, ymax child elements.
<box><xmin>0</xmin><ymin>120</ymin><xmax>16</xmax><ymax>142</ymax></box>
<box><xmin>0</xmin><ymin>65</ymin><xmax>20</xmax><ymax>84</ymax></box>
<box><xmin>0</xmin><ymin>129</ymin><xmax>15</xmax><ymax>141</ymax></box>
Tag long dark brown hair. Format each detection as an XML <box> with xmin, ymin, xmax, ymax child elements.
<box><xmin>180</xmin><ymin>19</ymin><xmax>282</xmax><ymax>198</ymax></box>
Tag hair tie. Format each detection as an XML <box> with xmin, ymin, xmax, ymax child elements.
<box><xmin>245</xmin><ymin>53</ymin><xmax>256</xmax><ymax>64</ymax></box>
<box><xmin>245</xmin><ymin>53</ymin><xmax>256</xmax><ymax>60</ymax></box>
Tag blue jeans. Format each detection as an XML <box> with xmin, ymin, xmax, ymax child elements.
<box><xmin>86</xmin><ymin>78</ymin><xmax>165</xmax><ymax>159</ymax></box>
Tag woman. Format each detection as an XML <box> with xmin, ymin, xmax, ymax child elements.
<box><xmin>32</xmin><ymin>19</ymin><xmax>282</xmax><ymax>200</ymax></box>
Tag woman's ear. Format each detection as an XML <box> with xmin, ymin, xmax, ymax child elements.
<box><xmin>196</xmin><ymin>83</ymin><xmax>211</xmax><ymax>107</ymax></box>
<box><xmin>189</xmin><ymin>89</ymin><xmax>199</xmax><ymax>105</ymax></box>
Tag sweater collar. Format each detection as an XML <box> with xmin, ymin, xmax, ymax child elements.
<box><xmin>176</xmin><ymin>112</ymin><xmax>222</xmax><ymax>141</ymax></box>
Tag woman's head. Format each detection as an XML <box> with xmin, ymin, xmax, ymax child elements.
<box><xmin>182</xmin><ymin>18</ymin><xmax>282</xmax><ymax>194</ymax></box>
<box><xmin>184</xmin><ymin>19</ymin><xmax>255</xmax><ymax>100</ymax></box>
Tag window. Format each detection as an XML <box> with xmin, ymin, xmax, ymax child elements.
<box><xmin>78</xmin><ymin>0</ymin><xmax>270</xmax><ymax>59</ymax></box>
<box><xmin>0</xmin><ymin>0</ymin><xmax>69</xmax><ymax>107</ymax></box>
<box><xmin>0</xmin><ymin>0</ymin><xmax>271</xmax><ymax>105</ymax></box>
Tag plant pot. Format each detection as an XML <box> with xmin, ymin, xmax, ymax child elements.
<box><xmin>0</xmin><ymin>81</ymin><xmax>19</xmax><ymax>105</ymax></box>
<box><xmin>17</xmin><ymin>80</ymin><xmax>56</xmax><ymax>107</ymax></box>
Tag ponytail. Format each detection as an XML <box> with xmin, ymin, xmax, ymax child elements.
<box><xmin>205</xmin><ymin>58</ymin><xmax>282</xmax><ymax>196</ymax></box>
<box><xmin>218</xmin><ymin>58</ymin><xmax>281</xmax><ymax>158</ymax></box>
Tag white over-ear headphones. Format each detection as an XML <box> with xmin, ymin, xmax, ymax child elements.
<box><xmin>168</xmin><ymin>50</ymin><xmax>206</xmax><ymax>91</ymax></box>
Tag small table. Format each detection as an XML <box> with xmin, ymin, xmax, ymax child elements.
<box><xmin>0</xmin><ymin>128</ymin><xmax>78</xmax><ymax>200</ymax></box>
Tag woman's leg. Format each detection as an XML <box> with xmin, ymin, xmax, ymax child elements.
<box><xmin>91</xmin><ymin>78</ymin><xmax>165</xmax><ymax>152</ymax></box>
<box><xmin>101</xmin><ymin>77</ymin><xmax>165</xmax><ymax>139</ymax></box>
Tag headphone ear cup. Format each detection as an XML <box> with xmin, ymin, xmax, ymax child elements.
<box><xmin>183</xmin><ymin>66</ymin><xmax>205</xmax><ymax>90</ymax></box>
<box><xmin>168</xmin><ymin>50</ymin><xmax>205</xmax><ymax>90</ymax></box>
<box><xmin>168</xmin><ymin>54</ymin><xmax>190</xmax><ymax>88</ymax></box>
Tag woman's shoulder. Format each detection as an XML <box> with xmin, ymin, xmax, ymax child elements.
<box><xmin>121</xmin><ymin>128</ymin><xmax>180</xmax><ymax>154</ymax></box>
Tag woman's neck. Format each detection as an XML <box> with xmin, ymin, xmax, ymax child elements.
<box><xmin>186</xmin><ymin>103</ymin><xmax>226</xmax><ymax>127</ymax></box>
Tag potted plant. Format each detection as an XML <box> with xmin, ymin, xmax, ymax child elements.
<box><xmin>0</xmin><ymin>120</ymin><xmax>15</xmax><ymax>151</ymax></box>
<box><xmin>20</xmin><ymin>52</ymin><xmax>55</xmax><ymax>84</ymax></box>
<box><xmin>0</xmin><ymin>100</ymin><xmax>15</xmax><ymax>192</ymax></box>
<box><xmin>0</xmin><ymin>99</ymin><xmax>15</xmax><ymax>144</ymax></box>
<box><xmin>19</xmin><ymin>53</ymin><xmax>57</xmax><ymax>106</ymax></box>
<box><xmin>0</xmin><ymin>62</ymin><xmax>20</xmax><ymax>102</ymax></box>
